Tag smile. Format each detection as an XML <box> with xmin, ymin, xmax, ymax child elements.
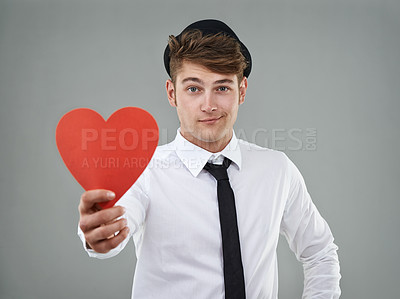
<box><xmin>198</xmin><ymin>116</ymin><xmax>223</xmax><ymax>124</ymax></box>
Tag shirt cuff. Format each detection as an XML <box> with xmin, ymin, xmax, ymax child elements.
<box><xmin>77</xmin><ymin>225</ymin><xmax>129</xmax><ymax>260</ymax></box>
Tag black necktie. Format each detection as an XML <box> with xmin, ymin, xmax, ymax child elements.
<box><xmin>204</xmin><ymin>157</ymin><xmax>246</xmax><ymax>299</ymax></box>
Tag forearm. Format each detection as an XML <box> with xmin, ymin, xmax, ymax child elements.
<box><xmin>301</xmin><ymin>243</ymin><xmax>341</xmax><ymax>298</ymax></box>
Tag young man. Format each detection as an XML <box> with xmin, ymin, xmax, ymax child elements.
<box><xmin>78</xmin><ymin>20</ymin><xmax>341</xmax><ymax>298</ymax></box>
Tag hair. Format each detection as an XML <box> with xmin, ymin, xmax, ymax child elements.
<box><xmin>167</xmin><ymin>29</ymin><xmax>248</xmax><ymax>84</ymax></box>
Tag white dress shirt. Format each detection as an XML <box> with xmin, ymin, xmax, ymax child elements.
<box><xmin>78</xmin><ymin>128</ymin><xmax>341</xmax><ymax>299</ymax></box>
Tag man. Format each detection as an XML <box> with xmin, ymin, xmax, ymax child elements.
<box><xmin>78</xmin><ymin>19</ymin><xmax>341</xmax><ymax>298</ymax></box>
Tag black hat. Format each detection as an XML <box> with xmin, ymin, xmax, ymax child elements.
<box><xmin>163</xmin><ymin>19</ymin><xmax>252</xmax><ymax>78</ymax></box>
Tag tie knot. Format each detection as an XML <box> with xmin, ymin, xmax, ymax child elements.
<box><xmin>204</xmin><ymin>157</ymin><xmax>232</xmax><ymax>181</ymax></box>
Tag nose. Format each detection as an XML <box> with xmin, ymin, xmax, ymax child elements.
<box><xmin>200</xmin><ymin>91</ymin><xmax>217</xmax><ymax>112</ymax></box>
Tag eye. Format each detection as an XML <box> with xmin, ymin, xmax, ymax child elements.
<box><xmin>217</xmin><ymin>86</ymin><xmax>229</xmax><ymax>92</ymax></box>
<box><xmin>187</xmin><ymin>86</ymin><xmax>199</xmax><ymax>93</ymax></box>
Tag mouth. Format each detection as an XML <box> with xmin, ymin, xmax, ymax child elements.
<box><xmin>198</xmin><ymin>116</ymin><xmax>223</xmax><ymax>124</ymax></box>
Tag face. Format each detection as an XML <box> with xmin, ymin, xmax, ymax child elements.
<box><xmin>166</xmin><ymin>61</ymin><xmax>248</xmax><ymax>152</ymax></box>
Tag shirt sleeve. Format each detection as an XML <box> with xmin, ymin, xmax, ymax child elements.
<box><xmin>279</xmin><ymin>155</ymin><xmax>341</xmax><ymax>298</ymax></box>
<box><xmin>77</xmin><ymin>170</ymin><xmax>150</xmax><ymax>260</ymax></box>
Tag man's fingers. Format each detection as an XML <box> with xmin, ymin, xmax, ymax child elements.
<box><xmin>77</xmin><ymin>188</ymin><xmax>129</xmax><ymax>254</ymax></box>
<box><xmin>79</xmin><ymin>205</ymin><xmax>125</xmax><ymax>233</ymax></box>
<box><xmin>85</xmin><ymin>217</ymin><xmax>128</xmax><ymax>243</ymax></box>
<box><xmin>89</xmin><ymin>226</ymin><xmax>130</xmax><ymax>254</ymax></box>
<box><xmin>79</xmin><ymin>189</ymin><xmax>115</xmax><ymax>213</ymax></box>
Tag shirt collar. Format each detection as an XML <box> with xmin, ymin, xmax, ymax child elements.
<box><xmin>174</xmin><ymin>128</ymin><xmax>242</xmax><ymax>177</ymax></box>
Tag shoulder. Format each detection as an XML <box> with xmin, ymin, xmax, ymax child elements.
<box><xmin>142</xmin><ymin>140</ymin><xmax>180</xmax><ymax>173</ymax></box>
<box><xmin>238</xmin><ymin>138</ymin><xmax>289</xmax><ymax>167</ymax></box>
<box><xmin>150</xmin><ymin>140</ymin><xmax>178</xmax><ymax>161</ymax></box>
<box><xmin>132</xmin><ymin>140</ymin><xmax>178</xmax><ymax>192</ymax></box>
<box><xmin>238</xmin><ymin>138</ymin><xmax>305</xmax><ymax>186</ymax></box>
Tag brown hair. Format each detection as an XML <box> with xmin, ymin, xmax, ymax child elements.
<box><xmin>167</xmin><ymin>29</ymin><xmax>248</xmax><ymax>83</ymax></box>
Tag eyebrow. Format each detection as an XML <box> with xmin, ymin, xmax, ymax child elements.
<box><xmin>214</xmin><ymin>79</ymin><xmax>235</xmax><ymax>85</ymax></box>
<box><xmin>180</xmin><ymin>77</ymin><xmax>235</xmax><ymax>85</ymax></box>
<box><xmin>181</xmin><ymin>77</ymin><xmax>204</xmax><ymax>85</ymax></box>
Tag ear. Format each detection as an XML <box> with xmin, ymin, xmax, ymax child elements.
<box><xmin>166</xmin><ymin>79</ymin><xmax>177</xmax><ymax>107</ymax></box>
<box><xmin>239</xmin><ymin>76</ymin><xmax>248</xmax><ymax>105</ymax></box>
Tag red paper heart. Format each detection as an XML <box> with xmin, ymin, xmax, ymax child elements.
<box><xmin>56</xmin><ymin>107</ymin><xmax>158</xmax><ymax>209</ymax></box>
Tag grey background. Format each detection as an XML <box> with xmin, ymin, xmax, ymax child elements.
<box><xmin>1</xmin><ymin>0</ymin><xmax>399</xmax><ymax>298</ymax></box>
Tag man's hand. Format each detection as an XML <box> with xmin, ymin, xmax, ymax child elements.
<box><xmin>78</xmin><ymin>189</ymin><xmax>129</xmax><ymax>253</ymax></box>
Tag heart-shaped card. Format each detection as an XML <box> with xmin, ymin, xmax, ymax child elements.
<box><xmin>56</xmin><ymin>107</ymin><xmax>158</xmax><ymax>209</ymax></box>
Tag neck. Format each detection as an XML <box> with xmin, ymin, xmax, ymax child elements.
<box><xmin>180</xmin><ymin>130</ymin><xmax>233</xmax><ymax>153</ymax></box>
